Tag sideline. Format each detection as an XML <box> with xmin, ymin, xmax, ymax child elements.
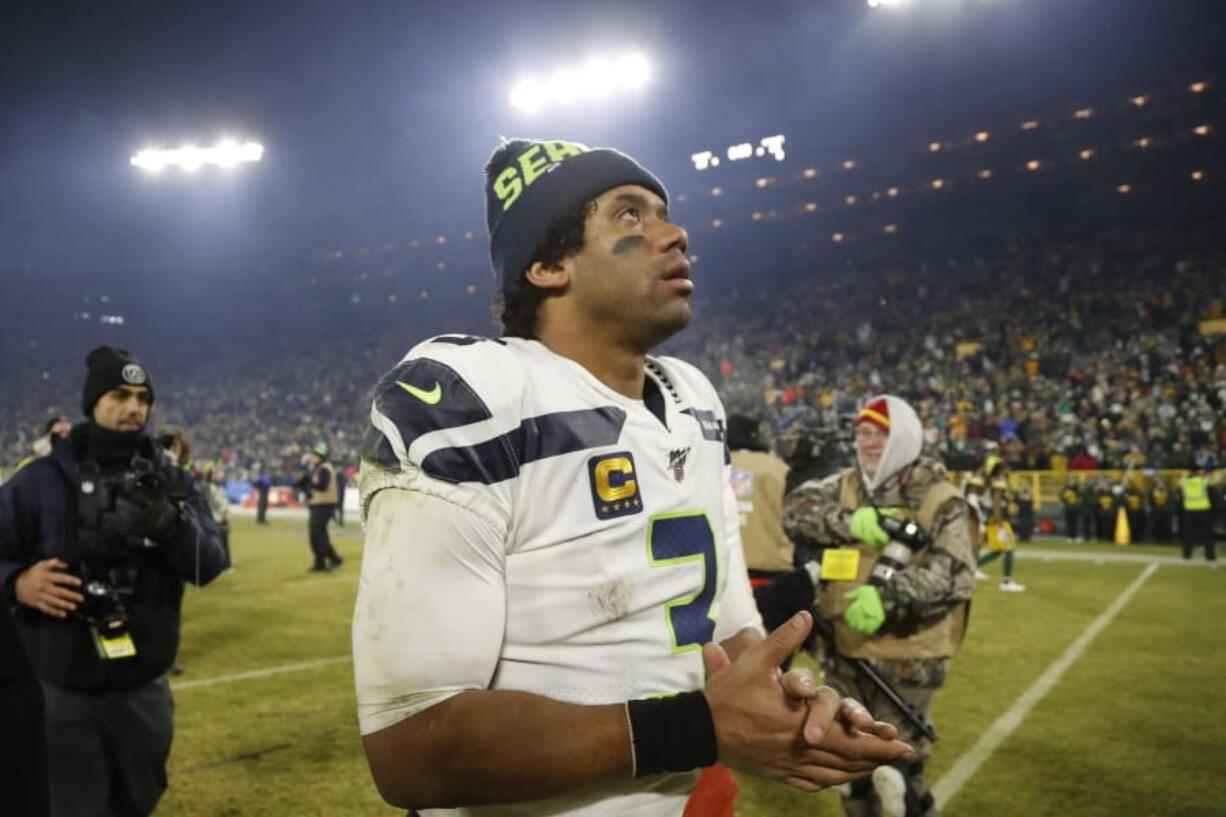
<box><xmin>932</xmin><ymin>560</ymin><xmax>1161</xmax><ymax>808</ymax></box>
<box><xmin>171</xmin><ymin>655</ymin><xmax>351</xmax><ymax>691</ymax></box>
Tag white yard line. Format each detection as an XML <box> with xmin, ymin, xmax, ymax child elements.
<box><xmin>933</xmin><ymin>560</ymin><xmax>1161</xmax><ymax>809</ymax></box>
<box><xmin>171</xmin><ymin>655</ymin><xmax>351</xmax><ymax>690</ymax></box>
<box><xmin>1021</xmin><ymin>549</ymin><xmax>1213</xmax><ymax>566</ymax></box>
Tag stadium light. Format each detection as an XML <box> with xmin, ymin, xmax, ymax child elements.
<box><xmin>867</xmin><ymin>0</ymin><xmax>910</xmax><ymax>8</ymax></box>
<box><xmin>1190</xmin><ymin>170</ymin><xmax>1205</xmax><ymax>182</ymax></box>
<box><xmin>131</xmin><ymin>139</ymin><xmax>264</xmax><ymax>174</ymax></box>
<box><xmin>974</xmin><ymin>131</ymin><xmax>990</xmax><ymax>143</ymax></box>
<box><xmin>509</xmin><ymin>51</ymin><xmax>651</xmax><ymax>114</ymax></box>
<box><xmin>690</xmin><ymin>135</ymin><xmax>785</xmax><ymax>171</ymax></box>
<box><xmin>1189</xmin><ymin>81</ymin><xmax>1207</xmax><ymax>93</ymax></box>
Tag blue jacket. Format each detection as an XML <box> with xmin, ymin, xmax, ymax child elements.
<box><xmin>0</xmin><ymin>430</ymin><xmax>228</xmax><ymax>691</ymax></box>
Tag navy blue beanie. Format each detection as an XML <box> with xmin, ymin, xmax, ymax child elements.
<box><xmin>484</xmin><ymin>139</ymin><xmax>668</xmax><ymax>289</ymax></box>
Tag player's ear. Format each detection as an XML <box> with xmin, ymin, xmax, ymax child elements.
<box><xmin>526</xmin><ymin>258</ymin><xmax>571</xmax><ymax>292</ymax></box>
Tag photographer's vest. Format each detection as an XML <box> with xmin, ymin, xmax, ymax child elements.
<box><xmin>731</xmin><ymin>449</ymin><xmax>795</xmax><ymax>574</ymax></box>
<box><xmin>309</xmin><ymin>462</ymin><xmax>339</xmax><ymax>506</ymax></box>
<box><xmin>817</xmin><ymin>470</ymin><xmax>974</xmax><ymax>661</ymax></box>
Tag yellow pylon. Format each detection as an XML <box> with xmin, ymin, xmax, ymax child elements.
<box><xmin>1114</xmin><ymin>506</ymin><xmax>1131</xmax><ymax>546</ymax></box>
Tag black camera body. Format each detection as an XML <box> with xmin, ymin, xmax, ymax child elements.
<box><xmin>75</xmin><ymin>457</ymin><xmax>180</xmax><ymax>635</ymax></box>
<box><xmin>868</xmin><ymin>514</ymin><xmax>932</xmax><ymax>588</ymax></box>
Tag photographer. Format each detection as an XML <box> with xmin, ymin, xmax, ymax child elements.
<box><xmin>0</xmin><ymin>346</ymin><xmax>228</xmax><ymax>817</ymax></box>
<box><xmin>782</xmin><ymin>396</ymin><xmax>977</xmax><ymax>817</ymax></box>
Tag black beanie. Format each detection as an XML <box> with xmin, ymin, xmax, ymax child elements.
<box><xmin>484</xmin><ymin>139</ymin><xmax>668</xmax><ymax>289</ymax></box>
<box><xmin>81</xmin><ymin>346</ymin><xmax>154</xmax><ymax>417</ymax></box>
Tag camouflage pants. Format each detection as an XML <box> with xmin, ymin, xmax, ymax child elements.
<box><xmin>821</xmin><ymin>654</ymin><xmax>945</xmax><ymax>817</ymax></box>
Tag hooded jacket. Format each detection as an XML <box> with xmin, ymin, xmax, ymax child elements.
<box><xmin>783</xmin><ymin>395</ymin><xmax>977</xmax><ymax>660</ymax></box>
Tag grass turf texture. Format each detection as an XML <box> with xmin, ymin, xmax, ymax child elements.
<box><xmin>160</xmin><ymin>519</ymin><xmax>1225</xmax><ymax>816</ymax></box>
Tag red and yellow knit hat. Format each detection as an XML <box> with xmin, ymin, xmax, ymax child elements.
<box><xmin>857</xmin><ymin>397</ymin><xmax>891</xmax><ymax>432</ymax></box>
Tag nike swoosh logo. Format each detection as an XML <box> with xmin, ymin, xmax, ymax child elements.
<box><xmin>396</xmin><ymin>380</ymin><xmax>442</xmax><ymax>405</ymax></box>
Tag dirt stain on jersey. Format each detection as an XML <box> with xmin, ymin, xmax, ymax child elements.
<box><xmin>589</xmin><ymin>578</ymin><xmax>633</xmax><ymax>621</ymax></box>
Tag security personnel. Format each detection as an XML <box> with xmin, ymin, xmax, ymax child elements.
<box><xmin>784</xmin><ymin>395</ymin><xmax>977</xmax><ymax>817</ymax></box>
<box><xmin>0</xmin><ymin>346</ymin><xmax>227</xmax><ymax>817</ymax></box>
<box><xmin>301</xmin><ymin>442</ymin><xmax>343</xmax><ymax>572</ymax></box>
<box><xmin>1060</xmin><ymin>476</ymin><xmax>1083</xmax><ymax>542</ymax></box>
<box><xmin>1149</xmin><ymin>476</ymin><xmax>1174</xmax><ymax>543</ymax></box>
<box><xmin>1179</xmin><ymin>467</ymin><xmax>1216</xmax><ymax>561</ymax></box>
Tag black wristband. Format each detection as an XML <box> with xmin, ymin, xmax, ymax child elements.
<box><xmin>626</xmin><ymin>690</ymin><xmax>718</xmax><ymax>778</ymax></box>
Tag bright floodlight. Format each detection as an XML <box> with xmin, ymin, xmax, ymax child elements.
<box><xmin>509</xmin><ymin>51</ymin><xmax>652</xmax><ymax>114</ymax></box>
<box><xmin>131</xmin><ymin>139</ymin><xmax>264</xmax><ymax>174</ymax></box>
<box><xmin>867</xmin><ymin>0</ymin><xmax>910</xmax><ymax>8</ymax></box>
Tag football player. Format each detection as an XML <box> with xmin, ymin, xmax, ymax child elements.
<box><xmin>352</xmin><ymin>139</ymin><xmax>913</xmax><ymax>816</ymax></box>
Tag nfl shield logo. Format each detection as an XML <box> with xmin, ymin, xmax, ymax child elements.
<box><xmin>667</xmin><ymin>448</ymin><xmax>690</xmax><ymax>483</ymax></box>
<box><xmin>730</xmin><ymin>468</ymin><xmax>753</xmax><ymax>498</ymax></box>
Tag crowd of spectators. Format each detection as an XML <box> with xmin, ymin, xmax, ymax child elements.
<box><xmin>674</xmin><ymin>223</ymin><xmax>1226</xmax><ymax>472</ymax></box>
<box><xmin>3</xmin><ymin>224</ymin><xmax>1224</xmax><ymax>483</ymax></box>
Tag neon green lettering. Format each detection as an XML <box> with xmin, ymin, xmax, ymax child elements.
<box><xmin>494</xmin><ymin>166</ymin><xmax>523</xmax><ymax>211</ymax></box>
<box><xmin>517</xmin><ymin>144</ymin><xmax>549</xmax><ymax>186</ymax></box>
<box><xmin>543</xmin><ymin>141</ymin><xmax>586</xmax><ymax>163</ymax></box>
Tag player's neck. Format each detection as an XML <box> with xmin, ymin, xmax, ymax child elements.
<box><xmin>538</xmin><ymin>322</ymin><xmax>646</xmax><ymax>400</ymax></box>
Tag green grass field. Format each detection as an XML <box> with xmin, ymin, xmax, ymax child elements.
<box><xmin>160</xmin><ymin>516</ymin><xmax>1226</xmax><ymax>816</ymax></box>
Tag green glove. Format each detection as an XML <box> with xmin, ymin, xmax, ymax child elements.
<box><xmin>844</xmin><ymin>585</ymin><xmax>886</xmax><ymax>635</ymax></box>
<box><xmin>850</xmin><ymin>506</ymin><xmax>897</xmax><ymax>549</ymax></box>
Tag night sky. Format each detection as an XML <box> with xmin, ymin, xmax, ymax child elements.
<box><xmin>2</xmin><ymin>0</ymin><xmax>1222</xmax><ymax>274</ymax></box>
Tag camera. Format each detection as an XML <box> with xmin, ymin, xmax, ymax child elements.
<box><xmin>868</xmin><ymin>514</ymin><xmax>931</xmax><ymax>588</ymax></box>
<box><xmin>74</xmin><ymin>457</ymin><xmax>177</xmax><ymax>634</ymax></box>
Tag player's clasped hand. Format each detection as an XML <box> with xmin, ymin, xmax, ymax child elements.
<box><xmin>14</xmin><ymin>558</ymin><xmax>85</xmax><ymax>619</ymax></box>
<box><xmin>702</xmin><ymin>610</ymin><xmax>913</xmax><ymax>792</ymax></box>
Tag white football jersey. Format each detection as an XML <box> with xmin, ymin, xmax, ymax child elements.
<box><xmin>353</xmin><ymin>335</ymin><xmax>761</xmax><ymax>817</ymax></box>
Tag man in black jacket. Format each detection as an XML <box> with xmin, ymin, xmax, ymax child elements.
<box><xmin>0</xmin><ymin>346</ymin><xmax>228</xmax><ymax>817</ymax></box>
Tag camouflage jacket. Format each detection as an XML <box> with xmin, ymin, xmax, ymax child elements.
<box><xmin>782</xmin><ymin>456</ymin><xmax>977</xmax><ymax>625</ymax></box>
